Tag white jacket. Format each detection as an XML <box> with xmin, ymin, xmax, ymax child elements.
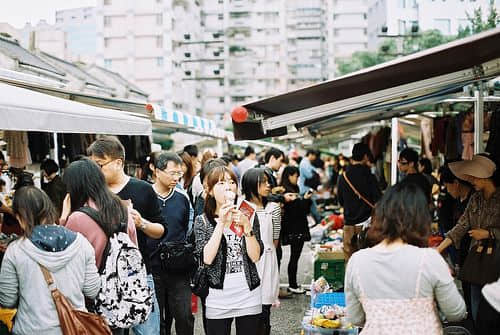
<box><xmin>0</xmin><ymin>233</ymin><xmax>100</xmax><ymax>335</ymax></box>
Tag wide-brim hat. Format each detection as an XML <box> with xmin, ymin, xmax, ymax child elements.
<box><xmin>449</xmin><ymin>154</ymin><xmax>497</xmax><ymax>180</ymax></box>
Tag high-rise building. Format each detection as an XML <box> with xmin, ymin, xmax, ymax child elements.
<box><xmin>96</xmin><ymin>0</ymin><xmax>202</xmax><ymax>108</ymax></box>
<box><xmin>55</xmin><ymin>7</ymin><xmax>97</xmax><ymax>63</ymax></box>
<box><xmin>286</xmin><ymin>0</ymin><xmax>329</xmax><ymax>90</ymax></box>
<box><xmin>327</xmin><ymin>0</ymin><xmax>368</xmax><ymax>77</ymax></box>
<box><xmin>367</xmin><ymin>0</ymin><xmax>500</xmax><ymax>51</ymax></box>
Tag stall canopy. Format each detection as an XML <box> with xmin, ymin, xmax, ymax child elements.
<box><xmin>152</xmin><ymin>105</ymin><xmax>231</xmax><ymax>140</ymax></box>
<box><xmin>0</xmin><ymin>82</ymin><xmax>152</xmax><ymax>135</ymax></box>
<box><xmin>233</xmin><ymin>28</ymin><xmax>500</xmax><ymax>140</ymax></box>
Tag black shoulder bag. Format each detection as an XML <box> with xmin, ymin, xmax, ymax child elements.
<box><xmin>190</xmin><ymin>215</ymin><xmax>209</xmax><ymax>298</ymax></box>
<box><xmin>459</xmin><ymin>238</ymin><xmax>500</xmax><ymax>286</ymax></box>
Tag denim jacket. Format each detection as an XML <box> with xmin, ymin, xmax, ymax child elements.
<box><xmin>194</xmin><ymin>214</ymin><xmax>264</xmax><ymax>291</ymax></box>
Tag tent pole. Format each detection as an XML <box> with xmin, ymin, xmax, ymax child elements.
<box><xmin>391</xmin><ymin>118</ymin><xmax>399</xmax><ymax>186</ymax></box>
<box><xmin>53</xmin><ymin>133</ymin><xmax>59</xmax><ymax>166</ymax></box>
<box><xmin>474</xmin><ymin>82</ymin><xmax>484</xmax><ymax>154</ymax></box>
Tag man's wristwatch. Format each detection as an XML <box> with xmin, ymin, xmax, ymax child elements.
<box><xmin>244</xmin><ymin>230</ymin><xmax>254</xmax><ymax>238</ymax></box>
<box><xmin>139</xmin><ymin>221</ymin><xmax>147</xmax><ymax>231</ymax></box>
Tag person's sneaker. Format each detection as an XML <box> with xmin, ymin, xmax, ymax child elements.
<box><xmin>288</xmin><ymin>286</ymin><xmax>306</xmax><ymax>294</ymax></box>
<box><xmin>278</xmin><ymin>288</ymin><xmax>293</xmax><ymax>299</ymax></box>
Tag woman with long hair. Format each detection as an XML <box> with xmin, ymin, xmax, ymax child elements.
<box><xmin>194</xmin><ymin>166</ymin><xmax>263</xmax><ymax>335</ymax></box>
<box><xmin>345</xmin><ymin>182</ymin><xmax>466</xmax><ymax>334</ymax></box>
<box><xmin>0</xmin><ymin>186</ymin><xmax>100</xmax><ymax>334</ymax></box>
<box><xmin>180</xmin><ymin>151</ymin><xmax>196</xmax><ymax>192</ymax></box>
<box><xmin>61</xmin><ymin>158</ymin><xmax>137</xmax><ymax>269</ymax></box>
<box><xmin>241</xmin><ymin>168</ymin><xmax>280</xmax><ymax>335</ymax></box>
<box><xmin>279</xmin><ymin>166</ymin><xmax>312</xmax><ymax>294</ymax></box>
<box><xmin>437</xmin><ymin>154</ymin><xmax>500</xmax><ymax>333</ymax></box>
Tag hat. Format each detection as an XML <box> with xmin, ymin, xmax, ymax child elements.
<box><xmin>449</xmin><ymin>154</ymin><xmax>497</xmax><ymax>180</ymax></box>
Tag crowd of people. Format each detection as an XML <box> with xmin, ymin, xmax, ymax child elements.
<box><xmin>1</xmin><ymin>135</ymin><xmax>500</xmax><ymax>335</ymax></box>
<box><xmin>0</xmin><ymin>138</ymin><xmax>334</xmax><ymax>335</ymax></box>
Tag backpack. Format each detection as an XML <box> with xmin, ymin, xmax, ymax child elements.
<box><xmin>76</xmin><ymin>207</ymin><xmax>153</xmax><ymax>329</ymax></box>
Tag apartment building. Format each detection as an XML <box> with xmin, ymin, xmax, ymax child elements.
<box><xmin>368</xmin><ymin>0</ymin><xmax>500</xmax><ymax>50</ymax></box>
<box><xmin>96</xmin><ymin>0</ymin><xmax>201</xmax><ymax>108</ymax></box>
<box><xmin>327</xmin><ymin>0</ymin><xmax>368</xmax><ymax>77</ymax></box>
<box><xmin>55</xmin><ymin>7</ymin><xmax>97</xmax><ymax>63</ymax></box>
<box><xmin>287</xmin><ymin>0</ymin><xmax>329</xmax><ymax>90</ymax></box>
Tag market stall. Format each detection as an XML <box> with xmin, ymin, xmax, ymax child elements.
<box><xmin>230</xmin><ymin>28</ymin><xmax>500</xmax><ymax>335</ymax></box>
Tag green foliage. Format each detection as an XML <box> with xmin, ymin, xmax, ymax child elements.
<box><xmin>458</xmin><ymin>0</ymin><xmax>499</xmax><ymax>37</ymax></box>
<box><xmin>336</xmin><ymin>0</ymin><xmax>499</xmax><ymax>76</ymax></box>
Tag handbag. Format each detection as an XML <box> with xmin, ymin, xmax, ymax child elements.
<box><xmin>154</xmin><ymin>240</ymin><xmax>196</xmax><ymax>273</ymax></box>
<box><xmin>190</xmin><ymin>215</ymin><xmax>209</xmax><ymax>298</ymax></box>
<box><xmin>459</xmin><ymin>239</ymin><xmax>500</xmax><ymax>286</ymax></box>
<box><xmin>190</xmin><ymin>256</ymin><xmax>209</xmax><ymax>298</ymax></box>
<box><xmin>38</xmin><ymin>264</ymin><xmax>112</xmax><ymax>335</ymax></box>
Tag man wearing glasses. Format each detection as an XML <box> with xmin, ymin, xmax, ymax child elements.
<box><xmin>398</xmin><ymin>148</ymin><xmax>432</xmax><ymax>203</ymax></box>
<box><xmin>151</xmin><ymin>152</ymin><xmax>195</xmax><ymax>335</ymax></box>
<box><xmin>88</xmin><ymin>136</ymin><xmax>166</xmax><ymax>335</ymax></box>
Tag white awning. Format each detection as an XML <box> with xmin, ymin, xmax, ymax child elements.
<box><xmin>0</xmin><ymin>82</ymin><xmax>152</xmax><ymax>135</ymax></box>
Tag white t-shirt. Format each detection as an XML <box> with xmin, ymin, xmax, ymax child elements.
<box><xmin>206</xmin><ymin>226</ymin><xmax>261</xmax><ymax>316</ymax></box>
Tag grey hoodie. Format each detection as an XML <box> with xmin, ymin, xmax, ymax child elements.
<box><xmin>0</xmin><ymin>233</ymin><xmax>100</xmax><ymax>335</ymax></box>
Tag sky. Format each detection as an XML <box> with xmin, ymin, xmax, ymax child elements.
<box><xmin>0</xmin><ymin>0</ymin><xmax>97</xmax><ymax>28</ymax></box>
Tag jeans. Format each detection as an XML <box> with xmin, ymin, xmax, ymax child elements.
<box><xmin>133</xmin><ymin>274</ymin><xmax>161</xmax><ymax>335</ymax></box>
<box><xmin>276</xmin><ymin>240</ymin><xmax>282</xmax><ymax>270</ymax></box>
<box><xmin>471</xmin><ymin>284</ymin><xmax>483</xmax><ymax>323</ymax></box>
<box><xmin>287</xmin><ymin>240</ymin><xmax>305</xmax><ymax>288</ymax></box>
<box><xmin>206</xmin><ymin>314</ymin><xmax>261</xmax><ymax>335</ymax></box>
<box><xmin>153</xmin><ymin>272</ymin><xmax>194</xmax><ymax>335</ymax></box>
<box><xmin>309</xmin><ymin>197</ymin><xmax>322</xmax><ymax>225</ymax></box>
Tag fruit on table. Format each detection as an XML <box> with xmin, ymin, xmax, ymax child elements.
<box><xmin>312</xmin><ymin>316</ymin><xmax>341</xmax><ymax>329</ymax></box>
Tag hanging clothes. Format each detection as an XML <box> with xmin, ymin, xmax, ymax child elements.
<box><xmin>462</xmin><ymin>112</ymin><xmax>474</xmax><ymax>160</ymax></box>
<box><xmin>486</xmin><ymin>109</ymin><xmax>500</xmax><ymax>163</ymax></box>
<box><xmin>420</xmin><ymin>117</ymin><xmax>433</xmax><ymax>159</ymax></box>
<box><xmin>431</xmin><ymin>117</ymin><xmax>448</xmax><ymax>156</ymax></box>
<box><xmin>445</xmin><ymin>116</ymin><xmax>463</xmax><ymax>161</ymax></box>
<box><xmin>4</xmin><ymin>131</ymin><xmax>32</xmax><ymax>168</ymax></box>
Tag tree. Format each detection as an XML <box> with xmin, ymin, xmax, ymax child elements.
<box><xmin>458</xmin><ymin>0</ymin><xmax>499</xmax><ymax>38</ymax></box>
<box><xmin>336</xmin><ymin>1</ymin><xmax>499</xmax><ymax>76</ymax></box>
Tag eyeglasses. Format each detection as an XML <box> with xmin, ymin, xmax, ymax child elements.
<box><xmin>95</xmin><ymin>159</ymin><xmax>116</xmax><ymax>169</ymax></box>
<box><xmin>398</xmin><ymin>160</ymin><xmax>409</xmax><ymax>165</ymax></box>
<box><xmin>159</xmin><ymin>169</ymin><xmax>184</xmax><ymax>178</ymax></box>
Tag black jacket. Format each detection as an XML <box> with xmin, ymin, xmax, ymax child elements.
<box><xmin>337</xmin><ymin>164</ymin><xmax>382</xmax><ymax>225</ymax></box>
<box><xmin>194</xmin><ymin>214</ymin><xmax>264</xmax><ymax>291</ymax></box>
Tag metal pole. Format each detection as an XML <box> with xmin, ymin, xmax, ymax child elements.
<box><xmin>391</xmin><ymin>117</ymin><xmax>399</xmax><ymax>185</ymax></box>
<box><xmin>53</xmin><ymin>132</ymin><xmax>59</xmax><ymax>166</ymax></box>
<box><xmin>474</xmin><ymin>82</ymin><xmax>484</xmax><ymax>154</ymax></box>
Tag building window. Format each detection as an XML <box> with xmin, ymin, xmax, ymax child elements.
<box><xmin>104</xmin><ymin>38</ymin><xmax>110</xmax><ymax>48</ymax></box>
<box><xmin>56</xmin><ymin>18</ymin><xmax>63</xmax><ymax>23</ymax></box>
<box><xmin>104</xmin><ymin>16</ymin><xmax>111</xmax><ymax>27</ymax></box>
<box><xmin>218</xmin><ymin>14</ymin><xmax>223</xmax><ymax>20</ymax></box>
<box><xmin>409</xmin><ymin>0</ymin><xmax>417</xmax><ymax>7</ymax></box>
<box><xmin>219</xmin><ymin>97</ymin><xmax>225</xmax><ymax>103</ymax></box>
<box><xmin>104</xmin><ymin>59</ymin><xmax>112</xmax><ymax>68</ymax></box>
<box><xmin>156</xmin><ymin>14</ymin><xmax>163</xmax><ymax>25</ymax></box>
<box><xmin>157</xmin><ymin>57</ymin><xmax>164</xmax><ymax>67</ymax></box>
<box><xmin>434</xmin><ymin>18</ymin><xmax>451</xmax><ymax>34</ymax></box>
<box><xmin>156</xmin><ymin>0</ymin><xmax>162</xmax><ymax>3</ymax></box>
<box><xmin>156</xmin><ymin>36</ymin><xmax>163</xmax><ymax>48</ymax></box>
<box><xmin>219</xmin><ymin>80</ymin><xmax>224</xmax><ymax>86</ymax></box>
<box><xmin>104</xmin><ymin>0</ymin><xmax>111</xmax><ymax>5</ymax></box>
<box><xmin>398</xmin><ymin>20</ymin><xmax>406</xmax><ymax>34</ymax></box>
<box><xmin>399</xmin><ymin>0</ymin><xmax>406</xmax><ymax>8</ymax></box>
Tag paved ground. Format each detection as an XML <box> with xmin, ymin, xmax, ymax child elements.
<box><xmin>172</xmin><ymin>243</ymin><xmax>314</xmax><ymax>334</ymax></box>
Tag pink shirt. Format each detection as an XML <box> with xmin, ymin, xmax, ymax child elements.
<box><xmin>62</xmin><ymin>205</ymin><xmax>138</xmax><ymax>268</ymax></box>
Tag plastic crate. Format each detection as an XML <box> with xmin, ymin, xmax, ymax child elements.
<box><xmin>312</xmin><ymin>292</ymin><xmax>346</xmax><ymax>308</ymax></box>
<box><xmin>314</xmin><ymin>258</ymin><xmax>345</xmax><ymax>289</ymax></box>
<box><xmin>302</xmin><ymin>322</ymin><xmax>359</xmax><ymax>335</ymax></box>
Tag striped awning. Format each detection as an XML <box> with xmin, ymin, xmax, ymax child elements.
<box><xmin>152</xmin><ymin>105</ymin><xmax>231</xmax><ymax>140</ymax></box>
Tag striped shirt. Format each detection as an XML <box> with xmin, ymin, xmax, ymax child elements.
<box><xmin>256</xmin><ymin>202</ymin><xmax>281</xmax><ymax>241</ymax></box>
